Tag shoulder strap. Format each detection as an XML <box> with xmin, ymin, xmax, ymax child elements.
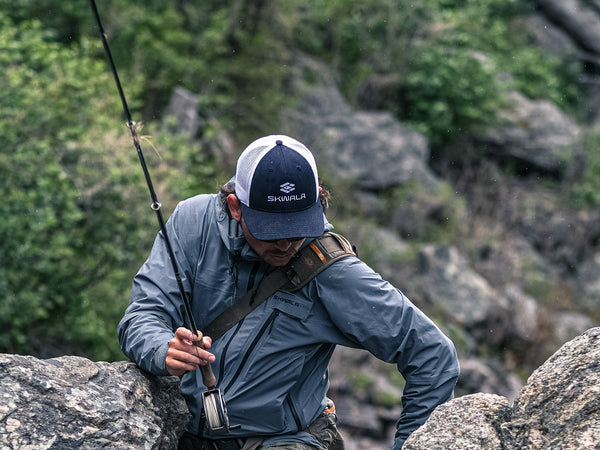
<box><xmin>202</xmin><ymin>232</ymin><xmax>355</xmax><ymax>341</ymax></box>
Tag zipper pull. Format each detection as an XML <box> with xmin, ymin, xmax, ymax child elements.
<box><xmin>269</xmin><ymin>310</ymin><xmax>280</xmax><ymax>334</ymax></box>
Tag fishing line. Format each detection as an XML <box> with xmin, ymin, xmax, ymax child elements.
<box><xmin>89</xmin><ymin>0</ymin><xmax>198</xmax><ymax>335</ymax></box>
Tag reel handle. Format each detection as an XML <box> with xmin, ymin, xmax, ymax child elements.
<box><xmin>194</xmin><ymin>331</ymin><xmax>217</xmax><ymax>388</ymax></box>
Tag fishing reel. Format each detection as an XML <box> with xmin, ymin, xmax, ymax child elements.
<box><xmin>195</xmin><ymin>332</ymin><xmax>240</xmax><ymax>432</ymax></box>
<box><xmin>202</xmin><ymin>387</ymin><xmax>234</xmax><ymax>432</ymax></box>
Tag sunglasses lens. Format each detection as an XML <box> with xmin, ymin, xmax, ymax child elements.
<box><xmin>265</xmin><ymin>237</ymin><xmax>303</xmax><ymax>243</ymax></box>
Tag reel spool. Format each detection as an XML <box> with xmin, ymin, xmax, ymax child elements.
<box><xmin>202</xmin><ymin>388</ymin><xmax>231</xmax><ymax>431</ymax></box>
<box><xmin>194</xmin><ymin>331</ymin><xmax>239</xmax><ymax>432</ymax></box>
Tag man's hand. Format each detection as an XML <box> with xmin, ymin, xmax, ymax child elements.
<box><xmin>166</xmin><ymin>327</ymin><xmax>215</xmax><ymax>377</ymax></box>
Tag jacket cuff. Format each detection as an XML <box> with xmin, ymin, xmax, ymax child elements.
<box><xmin>151</xmin><ymin>341</ymin><xmax>171</xmax><ymax>376</ymax></box>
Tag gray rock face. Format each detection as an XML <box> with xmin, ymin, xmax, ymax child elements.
<box><xmin>0</xmin><ymin>354</ymin><xmax>189</xmax><ymax>449</ymax></box>
<box><xmin>281</xmin><ymin>55</ymin><xmax>439</xmax><ymax>190</ymax></box>
<box><xmin>1</xmin><ymin>329</ymin><xmax>599</xmax><ymax>449</ymax></box>
<box><xmin>403</xmin><ymin>393</ymin><xmax>511</xmax><ymax>450</ymax></box>
<box><xmin>502</xmin><ymin>327</ymin><xmax>600</xmax><ymax>449</ymax></box>
<box><xmin>161</xmin><ymin>86</ymin><xmax>201</xmax><ymax>138</ymax></box>
<box><xmin>534</xmin><ymin>0</ymin><xmax>600</xmax><ymax>55</ymax></box>
<box><xmin>404</xmin><ymin>327</ymin><xmax>600</xmax><ymax>449</ymax></box>
<box><xmin>476</xmin><ymin>91</ymin><xmax>584</xmax><ymax>178</ymax></box>
<box><xmin>415</xmin><ymin>244</ymin><xmax>514</xmax><ymax>349</ymax></box>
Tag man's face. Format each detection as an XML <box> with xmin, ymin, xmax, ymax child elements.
<box><xmin>227</xmin><ymin>194</ymin><xmax>305</xmax><ymax>266</ymax></box>
<box><xmin>239</xmin><ymin>218</ymin><xmax>305</xmax><ymax>266</ymax></box>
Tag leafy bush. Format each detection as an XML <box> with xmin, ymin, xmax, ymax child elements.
<box><xmin>0</xmin><ymin>17</ymin><xmax>118</xmax><ymax>356</ymax></box>
<box><xmin>402</xmin><ymin>43</ymin><xmax>504</xmax><ymax>147</ymax></box>
<box><xmin>0</xmin><ymin>16</ymin><xmax>216</xmax><ymax>360</ymax></box>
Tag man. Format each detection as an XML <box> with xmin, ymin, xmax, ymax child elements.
<box><xmin>118</xmin><ymin>135</ymin><xmax>459</xmax><ymax>449</ymax></box>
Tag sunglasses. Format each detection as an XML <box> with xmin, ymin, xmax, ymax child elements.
<box><xmin>263</xmin><ymin>237</ymin><xmax>304</xmax><ymax>243</ymax></box>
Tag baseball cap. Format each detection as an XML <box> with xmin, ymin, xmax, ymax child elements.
<box><xmin>235</xmin><ymin>135</ymin><xmax>324</xmax><ymax>241</ymax></box>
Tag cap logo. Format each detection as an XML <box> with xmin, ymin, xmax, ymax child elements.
<box><xmin>280</xmin><ymin>182</ymin><xmax>296</xmax><ymax>194</ymax></box>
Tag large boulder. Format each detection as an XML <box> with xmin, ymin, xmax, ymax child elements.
<box><xmin>0</xmin><ymin>354</ymin><xmax>189</xmax><ymax>449</ymax></box>
<box><xmin>2</xmin><ymin>329</ymin><xmax>599</xmax><ymax>449</ymax></box>
<box><xmin>281</xmin><ymin>53</ymin><xmax>439</xmax><ymax>190</ymax></box>
<box><xmin>475</xmin><ymin>91</ymin><xmax>584</xmax><ymax>179</ymax></box>
<box><xmin>403</xmin><ymin>393</ymin><xmax>511</xmax><ymax>450</ymax></box>
<box><xmin>502</xmin><ymin>327</ymin><xmax>600</xmax><ymax>448</ymax></box>
<box><xmin>532</xmin><ymin>0</ymin><xmax>600</xmax><ymax>55</ymax></box>
<box><xmin>404</xmin><ymin>327</ymin><xmax>600</xmax><ymax>449</ymax></box>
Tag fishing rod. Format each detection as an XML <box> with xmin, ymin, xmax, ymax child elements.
<box><xmin>89</xmin><ymin>0</ymin><xmax>198</xmax><ymax>339</ymax></box>
<box><xmin>89</xmin><ymin>0</ymin><xmax>232</xmax><ymax>432</ymax></box>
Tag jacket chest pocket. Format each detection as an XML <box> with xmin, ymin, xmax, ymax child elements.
<box><xmin>270</xmin><ymin>291</ymin><xmax>312</xmax><ymax>320</ymax></box>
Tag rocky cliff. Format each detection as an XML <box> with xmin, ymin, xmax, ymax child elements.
<box><xmin>1</xmin><ymin>328</ymin><xmax>598</xmax><ymax>449</ymax></box>
<box><xmin>404</xmin><ymin>327</ymin><xmax>600</xmax><ymax>449</ymax></box>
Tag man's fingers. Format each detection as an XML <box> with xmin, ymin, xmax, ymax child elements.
<box><xmin>174</xmin><ymin>327</ymin><xmax>212</xmax><ymax>348</ymax></box>
<box><xmin>166</xmin><ymin>358</ymin><xmax>198</xmax><ymax>377</ymax></box>
<box><xmin>171</xmin><ymin>328</ymin><xmax>216</xmax><ymax>363</ymax></box>
<box><xmin>169</xmin><ymin>347</ymin><xmax>200</xmax><ymax>364</ymax></box>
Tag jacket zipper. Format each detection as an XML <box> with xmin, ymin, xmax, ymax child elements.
<box><xmin>285</xmin><ymin>395</ymin><xmax>303</xmax><ymax>432</ymax></box>
<box><xmin>223</xmin><ymin>309</ymin><xmax>280</xmax><ymax>393</ymax></box>
<box><xmin>218</xmin><ymin>261</ymin><xmax>262</xmax><ymax>384</ymax></box>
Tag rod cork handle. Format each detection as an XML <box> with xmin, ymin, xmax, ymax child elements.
<box><xmin>194</xmin><ymin>331</ymin><xmax>217</xmax><ymax>388</ymax></box>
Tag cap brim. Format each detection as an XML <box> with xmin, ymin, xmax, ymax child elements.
<box><xmin>240</xmin><ymin>201</ymin><xmax>325</xmax><ymax>241</ymax></box>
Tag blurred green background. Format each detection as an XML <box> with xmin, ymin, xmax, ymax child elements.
<box><xmin>0</xmin><ymin>0</ymin><xmax>594</xmax><ymax>361</ymax></box>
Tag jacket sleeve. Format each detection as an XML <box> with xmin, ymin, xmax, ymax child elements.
<box><xmin>117</xmin><ymin>197</ymin><xmax>207</xmax><ymax>376</ymax></box>
<box><xmin>315</xmin><ymin>258</ymin><xmax>460</xmax><ymax>449</ymax></box>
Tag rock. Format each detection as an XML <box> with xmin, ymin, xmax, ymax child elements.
<box><xmin>403</xmin><ymin>393</ymin><xmax>511</xmax><ymax>450</ymax></box>
<box><xmin>161</xmin><ymin>87</ymin><xmax>201</xmax><ymax>138</ymax></box>
<box><xmin>2</xmin><ymin>329</ymin><xmax>599</xmax><ymax>449</ymax></box>
<box><xmin>281</xmin><ymin>54</ymin><xmax>440</xmax><ymax>190</ymax></box>
<box><xmin>355</xmin><ymin>73</ymin><xmax>405</xmax><ymax>111</ymax></box>
<box><xmin>576</xmin><ymin>251</ymin><xmax>600</xmax><ymax>314</ymax></box>
<box><xmin>533</xmin><ymin>0</ymin><xmax>600</xmax><ymax>55</ymax></box>
<box><xmin>0</xmin><ymin>354</ymin><xmax>189</xmax><ymax>449</ymax></box>
<box><xmin>531</xmin><ymin>0</ymin><xmax>600</xmax><ymax>124</ymax></box>
<box><xmin>502</xmin><ymin>327</ymin><xmax>600</xmax><ymax>448</ymax></box>
<box><xmin>474</xmin><ymin>235</ymin><xmax>556</xmax><ymax>292</ymax></box>
<box><xmin>521</xmin><ymin>13</ymin><xmax>578</xmax><ymax>57</ymax></box>
<box><xmin>476</xmin><ymin>91</ymin><xmax>584</xmax><ymax>179</ymax></box>
<box><xmin>404</xmin><ymin>328</ymin><xmax>600</xmax><ymax>449</ymax></box>
<box><xmin>338</xmin><ymin>219</ymin><xmax>409</xmax><ymax>281</ymax></box>
<box><xmin>413</xmin><ymin>244</ymin><xmax>513</xmax><ymax>349</ymax></box>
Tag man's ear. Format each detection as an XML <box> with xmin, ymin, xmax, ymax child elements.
<box><xmin>227</xmin><ymin>194</ymin><xmax>242</xmax><ymax>221</ymax></box>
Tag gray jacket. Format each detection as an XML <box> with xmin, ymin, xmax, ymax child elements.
<box><xmin>118</xmin><ymin>193</ymin><xmax>459</xmax><ymax>449</ymax></box>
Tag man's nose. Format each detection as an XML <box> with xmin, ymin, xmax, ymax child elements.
<box><xmin>271</xmin><ymin>239</ymin><xmax>292</xmax><ymax>251</ymax></box>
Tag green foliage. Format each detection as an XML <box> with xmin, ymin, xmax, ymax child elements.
<box><xmin>402</xmin><ymin>43</ymin><xmax>504</xmax><ymax>147</ymax></box>
<box><xmin>0</xmin><ymin>1</ymin><xmax>590</xmax><ymax>362</ymax></box>
<box><xmin>571</xmin><ymin>130</ymin><xmax>600</xmax><ymax>208</ymax></box>
<box><xmin>0</xmin><ymin>15</ymin><xmax>216</xmax><ymax>360</ymax></box>
<box><xmin>424</xmin><ymin>0</ymin><xmax>580</xmax><ymax>109</ymax></box>
<box><xmin>0</xmin><ymin>16</ymin><xmax>118</xmax><ymax>356</ymax></box>
<box><xmin>291</xmin><ymin>0</ymin><xmax>580</xmax><ymax>148</ymax></box>
<box><xmin>289</xmin><ymin>0</ymin><xmax>429</xmax><ymax>90</ymax></box>
<box><xmin>0</xmin><ymin>0</ymin><xmax>92</xmax><ymax>43</ymax></box>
